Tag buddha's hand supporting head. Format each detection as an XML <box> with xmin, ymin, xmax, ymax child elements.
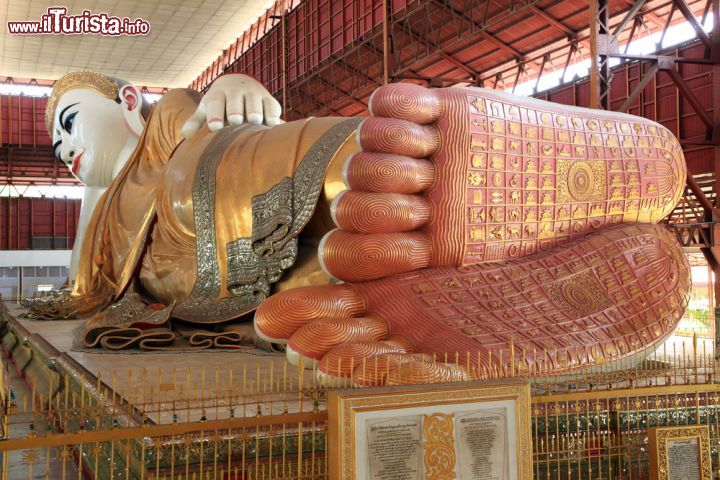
<box><xmin>47</xmin><ymin>71</ymin><xmax>146</xmax><ymax>188</ymax></box>
<box><xmin>181</xmin><ymin>73</ymin><xmax>282</xmax><ymax>140</ymax></box>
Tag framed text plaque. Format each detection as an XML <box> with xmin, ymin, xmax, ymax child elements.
<box><xmin>328</xmin><ymin>380</ymin><xmax>531</xmax><ymax>480</ymax></box>
<box><xmin>649</xmin><ymin>425</ymin><xmax>711</xmax><ymax>480</ymax></box>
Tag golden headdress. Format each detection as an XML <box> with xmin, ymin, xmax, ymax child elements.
<box><xmin>45</xmin><ymin>71</ymin><xmax>119</xmax><ymax>134</ymax></box>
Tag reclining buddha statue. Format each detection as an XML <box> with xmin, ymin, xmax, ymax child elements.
<box><xmin>46</xmin><ymin>70</ymin><xmax>690</xmax><ymax>385</ymax></box>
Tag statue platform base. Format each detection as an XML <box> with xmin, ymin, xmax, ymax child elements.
<box><xmin>0</xmin><ymin>304</ymin><xmax>325</xmax><ymax>479</ymax></box>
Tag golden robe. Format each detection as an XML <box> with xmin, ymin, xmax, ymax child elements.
<box><xmin>71</xmin><ymin>89</ymin><xmax>359</xmax><ymax>349</ymax></box>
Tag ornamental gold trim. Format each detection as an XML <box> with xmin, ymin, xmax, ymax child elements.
<box><xmin>328</xmin><ymin>380</ymin><xmax>531</xmax><ymax>480</ymax></box>
<box><xmin>171</xmin><ymin>125</ymin><xmax>253</xmax><ymax>323</ymax></box>
<box><xmin>649</xmin><ymin>425</ymin><xmax>711</xmax><ymax>480</ymax></box>
<box><xmin>225</xmin><ymin>118</ymin><xmax>361</xmax><ymax>299</ymax></box>
<box><xmin>423</xmin><ymin>413</ymin><xmax>456</xmax><ymax>480</ymax></box>
<box><xmin>174</xmin><ymin>118</ymin><xmax>361</xmax><ymax>323</ymax></box>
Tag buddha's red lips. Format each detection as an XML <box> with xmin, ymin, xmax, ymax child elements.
<box><xmin>72</xmin><ymin>152</ymin><xmax>84</xmax><ymax>175</ymax></box>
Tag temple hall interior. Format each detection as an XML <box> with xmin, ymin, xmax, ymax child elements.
<box><xmin>0</xmin><ymin>0</ymin><xmax>719</xmax><ymax>478</ymax></box>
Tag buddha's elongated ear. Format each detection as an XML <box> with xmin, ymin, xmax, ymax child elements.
<box><xmin>119</xmin><ymin>84</ymin><xmax>145</xmax><ymax>136</ymax></box>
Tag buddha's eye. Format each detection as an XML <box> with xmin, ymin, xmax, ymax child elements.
<box><xmin>53</xmin><ymin>140</ymin><xmax>62</xmax><ymax>162</ymax></box>
<box><xmin>63</xmin><ymin>112</ymin><xmax>77</xmax><ymax>133</ymax></box>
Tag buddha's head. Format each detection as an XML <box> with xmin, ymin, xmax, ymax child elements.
<box><xmin>46</xmin><ymin>71</ymin><xmax>151</xmax><ymax>187</ymax></box>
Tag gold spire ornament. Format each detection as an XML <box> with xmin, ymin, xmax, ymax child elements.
<box><xmin>45</xmin><ymin>71</ymin><xmax>119</xmax><ymax>134</ymax></box>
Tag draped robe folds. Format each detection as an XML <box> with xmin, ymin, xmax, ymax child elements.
<box><xmin>67</xmin><ymin>89</ymin><xmax>360</xmax><ymax>350</ymax></box>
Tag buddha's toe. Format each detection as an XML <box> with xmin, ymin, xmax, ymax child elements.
<box><xmin>343</xmin><ymin>152</ymin><xmax>435</xmax><ymax>194</ymax></box>
<box><xmin>327</xmin><ymin>148</ymin><xmax>436</xmax><ymax>282</ymax></box>
<box><xmin>319</xmin><ymin>230</ymin><xmax>431</xmax><ymax>282</ymax></box>
<box><xmin>317</xmin><ymin>337</ymin><xmax>413</xmax><ymax>381</ymax></box>
<box><xmin>358</xmin><ymin>117</ymin><xmax>440</xmax><ymax>158</ymax></box>
<box><xmin>286</xmin><ymin>316</ymin><xmax>388</xmax><ymax>367</ymax></box>
<box><xmin>351</xmin><ymin>353</ymin><xmax>476</xmax><ymax>387</ymax></box>
<box><xmin>319</xmin><ymin>86</ymin><xmax>450</xmax><ymax>283</ymax></box>
<box><xmin>254</xmin><ymin>284</ymin><xmax>365</xmax><ymax>343</ymax></box>
<box><xmin>331</xmin><ymin>191</ymin><xmax>431</xmax><ymax>233</ymax></box>
<box><xmin>368</xmin><ymin>83</ymin><xmax>442</xmax><ymax>124</ymax></box>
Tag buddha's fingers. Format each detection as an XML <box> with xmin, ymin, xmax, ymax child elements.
<box><xmin>319</xmin><ymin>230</ymin><xmax>431</xmax><ymax>282</ymax></box>
<box><xmin>358</xmin><ymin>118</ymin><xmax>440</xmax><ymax>158</ymax></box>
<box><xmin>331</xmin><ymin>191</ymin><xmax>431</xmax><ymax>233</ymax></box>
<box><xmin>253</xmin><ymin>285</ymin><xmax>365</xmax><ymax>343</ymax></box>
<box><xmin>286</xmin><ymin>316</ymin><xmax>388</xmax><ymax>367</ymax></box>
<box><xmin>368</xmin><ymin>83</ymin><xmax>442</xmax><ymax>125</ymax></box>
<box><xmin>351</xmin><ymin>353</ymin><xmax>476</xmax><ymax>387</ymax></box>
<box><xmin>203</xmin><ymin>90</ymin><xmax>228</xmax><ymax>132</ymax></box>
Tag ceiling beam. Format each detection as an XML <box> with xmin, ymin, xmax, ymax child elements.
<box><xmin>315</xmin><ymin>75</ymin><xmax>368</xmax><ymax>109</ymax></box>
<box><xmin>430</xmin><ymin>0</ymin><xmax>524</xmax><ymax>59</ymax></box>
<box><xmin>396</xmin><ymin>18</ymin><xmax>479</xmax><ymax>79</ymax></box>
<box><xmin>528</xmin><ymin>5</ymin><xmax>576</xmax><ymax>36</ymax></box>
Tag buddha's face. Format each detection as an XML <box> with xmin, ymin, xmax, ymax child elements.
<box><xmin>51</xmin><ymin>88</ymin><xmax>134</xmax><ymax>187</ymax></box>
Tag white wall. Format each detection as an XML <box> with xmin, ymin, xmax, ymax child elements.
<box><xmin>0</xmin><ymin>250</ymin><xmax>71</xmax><ymax>267</ymax></box>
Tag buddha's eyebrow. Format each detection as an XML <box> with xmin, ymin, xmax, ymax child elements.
<box><xmin>58</xmin><ymin>102</ymin><xmax>78</xmax><ymax>130</ymax></box>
